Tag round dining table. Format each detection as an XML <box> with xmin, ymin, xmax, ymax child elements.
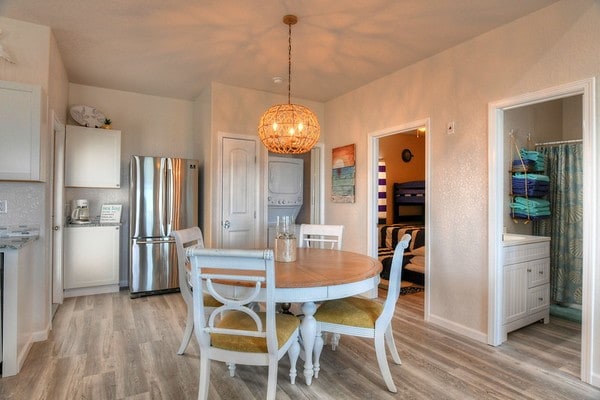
<box><xmin>272</xmin><ymin>247</ymin><xmax>382</xmax><ymax>384</ymax></box>
<box><xmin>201</xmin><ymin>247</ymin><xmax>382</xmax><ymax>385</ymax></box>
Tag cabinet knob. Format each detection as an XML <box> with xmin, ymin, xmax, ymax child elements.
<box><xmin>527</xmin><ymin>269</ymin><xmax>532</xmax><ymax>272</ymax></box>
<box><xmin>539</xmin><ymin>271</ymin><xmax>543</xmax><ymax>275</ymax></box>
<box><xmin>538</xmin><ymin>297</ymin><xmax>544</xmax><ymax>301</ymax></box>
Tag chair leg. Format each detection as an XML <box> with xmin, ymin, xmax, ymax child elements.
<box><xmin>266</xmin><ymin>358</ymin><xmax>278</xmax><ymax>400</ymax></box>
<box><xmin>330</xmin><ymin>333</ymin><xmax>341</xmax><ymax>351</ymax></box>
<box><xmin>198</xmin><ymin>354</ymin><xmax>211</xmax><ymax>400</ymax></box>
<box><xmin>385</xmin><ymin>324</ymin><xmax>402</xmax><ymax>365</ymax></box>
<box><xmin>227</xmin><ymin>362</ymin><xmax>236</xmax><ymax>377</ymax></box>
<box><xmin>374</xmin><ymin>331</ymin><xmax>397</xmax><ymax>393</ymax></box>
<box><xmin>313</xmin><ymin>326</ymin><xmax>324</xmax><ymax>378</ymax></box>
<box><xmin>288</xmin><ymin>337</ymin><xmax>300</xmax><ymax>384</ymax></box>
<box><xmin>177</xmin><ymin>306</ymin><xmax>194</xmax><ymax>355</ymax></box>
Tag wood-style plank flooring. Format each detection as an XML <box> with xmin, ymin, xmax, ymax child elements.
<box><xmin>1</xmin><ymin>289</ymin><xmax>599</xmax><ymax>399</ymax></box>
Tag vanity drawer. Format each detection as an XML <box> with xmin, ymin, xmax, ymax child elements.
<box><xmin>528</xmin><ymin>283</ymin><xmax>550</xmax><ymax>314</ymax></box>
<box><xmin>526</xmin><ymin>257</ymin><xmax>550</xmax><ymax>288</ymax></box>
<box><xmin>504</xmin><ymin>241</ymin><xmax>550</xmax><ymax>265</ymax></box>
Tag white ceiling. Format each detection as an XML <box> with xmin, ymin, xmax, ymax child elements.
<box><xmin>0</xmin><ymin>0</ymin><xmax>559</xmax><ymax>102</ymax></box>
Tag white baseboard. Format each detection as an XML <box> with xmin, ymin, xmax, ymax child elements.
<box><xmin>16</xmin><ymin>334</ymin><xmax>33</xmax><ymax>375</ymax></box>
<box><xmin>64</xmin><ymin>284</ymin><xmax>119</xmax><ymax>298</ymax></box>
<box><xmin>427</xmin><ymin>313</ymin><xmax>488</xmax><ymax>344</ymax></box>
<box><xmin>32</xmin><ymin>322</ymin><xmax>51</xmax><ymax>342</ymax></box>
<box><xmin>590</xmin><ymin>371</ymin><xmax>600</xmax><ymax>388</ymax></box>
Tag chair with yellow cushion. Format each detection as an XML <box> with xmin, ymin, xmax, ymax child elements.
<box><xmin>313</xmin><ymin>233</ymin><xmax>411</xmax><ymax>393</ymax></box>
<box><xmin>172</xmin><ymin>227</ymin><xmax>222</xmax><ymax>355</ymax></box>
<box><xmin>187</xmin><ymin>247</ymin><xmax>301</xmax><ymax>400</ymax></box>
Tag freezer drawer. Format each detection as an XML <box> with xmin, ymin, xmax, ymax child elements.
<box><xmin>130</xmin><ymin>238</ymin><xmax>178</xmax><ymax>296</ymax></box>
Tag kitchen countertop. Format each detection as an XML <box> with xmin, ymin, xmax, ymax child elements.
<box><xmin>0</xmin><ymin>235</ymin><xmax>39</xmax><ymax>250</ymax></box>
<box><xmin>66</xmin><ymin>222</ymin><xmax>122</xmax><ymax>228</ymax></box>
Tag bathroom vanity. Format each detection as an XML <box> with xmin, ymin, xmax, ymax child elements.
<box><xmin>502</xmin><ymin>234</ymin><xmax>551</xmax><ymax>341</ymax></box>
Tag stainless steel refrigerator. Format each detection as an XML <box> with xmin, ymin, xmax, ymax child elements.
<box><xmin>129</xmin><ymin>155</ymin><xmax>199</xmax><ymax>297</ymax></box>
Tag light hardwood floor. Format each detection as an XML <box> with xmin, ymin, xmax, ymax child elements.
<box><xmin>1</xmin><ymin>289</ymin><xmax>599</xmax><ymax>399</ymax></box>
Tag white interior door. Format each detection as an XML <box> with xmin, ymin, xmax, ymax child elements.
<box><xmin>52</xmin><ymin>112</ymin><xmax>65</xmax><ymax>306</ymax></box>
<box><xmin>221</xmin><ymin>136</ymin><xmax>257</xmax><ymax>248</ymax></box>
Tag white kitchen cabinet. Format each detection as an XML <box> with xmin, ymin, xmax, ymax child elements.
<box><xmin>64</xmin><ymin>225</ymin><xmax>120</xmax><ymax>296</ymax></box>
<box><xmin>0</xmin><ymin>80</ymin><xmax>46</xmax><ymax>181</ymax></box>
<box><xmin>502</xmin><ymin>236</ymin><xmax>550</xmax><ymax>340</ymax></box>
<box><xmin>65</xmin><ymin>125</ymin><xmax>121</xmax><ymax>188</ymax></box>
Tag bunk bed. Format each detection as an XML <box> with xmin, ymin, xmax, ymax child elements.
<box><xmin>393</xmin><ymin>180</ymin><xmax>425</xmax><ymax>223</ymax></box>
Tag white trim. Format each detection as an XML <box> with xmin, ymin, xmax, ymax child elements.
<box><xmin>428</xmin><ymin>314</ymin><xmax>488</xmax><ymax>344</ymax></box>
<box><xmin>63</xmin><ymin>284</ymin><xmax>120</xmax><ymax>298</ymax></box>
<box><xmin>367</xmin><ymin>118</ymin><xmax>431</xmax><ymax>318</ymax></box>
<box><xmin>487</xmin><ymin>78</ymin><xmax>596</xmax><ymax>386</ymax></box>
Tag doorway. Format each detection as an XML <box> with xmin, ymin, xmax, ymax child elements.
<box><xmin>487</xmin><ymin>78</ymin><xmax>597</xmax><ymax>383</ymax></box>
<box><xmin>368</xmin><ymin>118</ymin><xmax>431</xmax><ymax>317</ymax></box>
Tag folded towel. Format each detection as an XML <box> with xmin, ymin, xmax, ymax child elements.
<box><xmin>512</xmin><ymin>173</ymin><xmax>550</xmax><ymax>182</ymax></box>
<box><xmin>514</xmin><ymin>197</ymin><xmax>550</xmax><ymax>208</ymax></box>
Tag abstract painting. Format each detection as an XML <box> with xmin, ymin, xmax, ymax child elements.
<box><xmin>332</xmin><ymin>144</ymin><xmax>356</xmax><ymax>203</ymax></box>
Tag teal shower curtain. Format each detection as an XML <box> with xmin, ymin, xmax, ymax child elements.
<box><xmin>533</xmin><ymin>142</ymin><xmax>583</xmax><ymax>305</ymax></box>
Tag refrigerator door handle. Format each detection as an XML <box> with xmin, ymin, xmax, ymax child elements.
<box><xmin>166</xmin><ymin>158</ymin><xmax>174</xmax><ymax>234</ymax></box>
<box><xmin>135</xmin><ymin>238</ymin><xmax>174</xmax><ymax>245</ymax></box>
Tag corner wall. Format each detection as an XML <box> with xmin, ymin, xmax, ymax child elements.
<box><xmin>323</xmin><ymin>0</ymin><xmax>600</xmax><ymax>381</ymax></box>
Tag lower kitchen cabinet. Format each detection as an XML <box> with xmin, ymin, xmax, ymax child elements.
<box><xmin>64</xmin><ymin>225</ymin><xmax>120</xmax><ymax>296</ymax></box>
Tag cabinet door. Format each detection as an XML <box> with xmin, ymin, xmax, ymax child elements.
<box><xmin>64</xmin><ymin>226</ymin><xmax>120</xmax><ymax>289</ymax></box>
<box><xmin>65</xmin><ymin>125</ymin><xmax>121</xmax><ymax>188</ymax></box>
<box><xmin>503</xmin><ymin>263</ymin><xmax>528</xmax><ymax>324</ymax></box>
<box><xmin>0</xmin><ymin>80</ymin><xmax>45</xmax><ymax>181</ymax></box>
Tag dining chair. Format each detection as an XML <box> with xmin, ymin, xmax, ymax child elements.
<box><xmin>312</xmin><ymin>233</ymin><xmax>411</xmax><ymax>393</ymax></box>
<box><xmin>187</xmin><ymin>247</ymin><xmax>301</xmax><ymax>400</ymax></box>
<box><xmin>297</xmin><ymin>224</ymin><xmax>344</xmax><ymax>249</ymax></box>
<box><xmin>172</xmin><ymin>227</ymin><xmax>221</xmax><ymax>355</ymax></box>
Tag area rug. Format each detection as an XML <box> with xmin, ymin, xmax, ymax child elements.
<box><xmin>400</xmin><ymin>285</ymin><xmax>425</xmax><ymax>295</ymax></box>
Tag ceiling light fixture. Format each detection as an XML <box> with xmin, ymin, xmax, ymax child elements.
<box><xmin>258</xmin><ymin>15</ymin><xmax>320</xmax><ymax>154</ymax></box>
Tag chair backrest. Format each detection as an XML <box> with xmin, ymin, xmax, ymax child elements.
<box><xmin>378</xmin><ymin>234</ymin><xmax>411</xmax><ymax>327</ymax></box>
<box><xmin>187</xmin><ymin>248</ymin><xmax>278</xmax><ymax>352</ymax></box>
<box><xmin>298</xmin><ymin>224</ymin><xmax>344</xmax><ymax>250</ymax></box>
<box><xmin>172</xmin><ymin>227</ymin><xmax>204</xmax><ymax>297</ymax></box>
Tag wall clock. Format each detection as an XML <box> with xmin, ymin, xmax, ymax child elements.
<box><xmin>401</xmin><ymin>148</ymin><xmax>414</xmax><ymax>163</ymax></box>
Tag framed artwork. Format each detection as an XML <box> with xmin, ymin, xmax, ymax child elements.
<box><xmin>331</xmin><ymin>144</ymin><xmax>356</xmax><ymax>203</ymax></box>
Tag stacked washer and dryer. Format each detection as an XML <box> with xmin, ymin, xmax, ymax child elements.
<box><xmin>267</xmin><ymin>156</ymin><xmax>304</xmax><ymax>246</ymax></box>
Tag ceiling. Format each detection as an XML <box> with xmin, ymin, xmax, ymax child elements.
<box><xmin>0</xmin><ymin>0</ymin><xmax>559</xmax><ymax>102</ymax></box>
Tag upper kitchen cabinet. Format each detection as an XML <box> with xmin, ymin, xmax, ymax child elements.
<box><xmin>0</xmin><ymin>80</ymin><xmax>47</xmax><ymax>182</ymax></box>
<box><xmin>65</xmin><ymin>125</ymin><xmax>121</xmax><ymax>188</ymax></box>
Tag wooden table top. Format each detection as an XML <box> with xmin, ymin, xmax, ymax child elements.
<box><xmin>273</xmin><ymin>248</ymin><xmax>382</xmax><ymax>288</ymax></box>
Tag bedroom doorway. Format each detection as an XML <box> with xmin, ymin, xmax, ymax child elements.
<box><xmin>367</xmin><ymin>118</ymin><xmax>431</xmax><ymax>319</ymax></box>
<box><xmin>487</xmin><ymin>78</ymin><xmax>597</xmax><ymax>384</ymax></box>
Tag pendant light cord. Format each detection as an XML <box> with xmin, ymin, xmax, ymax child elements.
<box><xmin>288</xmin><ymin>21</ymin><xmax>292</xmax><ymax>105</ymax></box>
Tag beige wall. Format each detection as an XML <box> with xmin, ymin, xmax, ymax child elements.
<box><xmin>0</xmin><ymin>17</ymin><xmax>69</xmax><ymax>337</ymax></box>
<box><xmin>67</xmin><ymin>83</ymin><xmax>196</xmax><ymax>283</ymax></box>
<box><xmin>324</xmin><ymin>0</ymin><xmax>600</xmax><ymax>368</ymax></box>
<box><xmin>204</xmin><ymin>82</ymin><xmax>325</xmax><ymax>246</ymax></box>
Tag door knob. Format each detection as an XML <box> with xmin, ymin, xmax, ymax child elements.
<box><xmin>223</xmin><ymin>220</ymin><xmax>231</xmax><ymax>229</ymax></box>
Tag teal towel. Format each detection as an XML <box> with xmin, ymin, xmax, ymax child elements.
<box><xmin>514</xmin><ymin>197</ymin><xmax>550</xmax><ymax>208</ymax></box>
<box><xmin>512</xmin><ymin>173</ymin><xmax>550</xmax><ymax>182</ymax></box>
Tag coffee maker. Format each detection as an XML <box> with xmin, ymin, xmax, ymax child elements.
<box><xmin>71</xmin><ymin>199</ymin><xmax>90</xmax><ymax>224</ymax></box>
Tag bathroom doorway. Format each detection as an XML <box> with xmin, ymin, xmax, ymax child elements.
<box><xmin>487</xmin><ymin>78</ymin><xmax>596</xmax><ymax>383</ymax></box>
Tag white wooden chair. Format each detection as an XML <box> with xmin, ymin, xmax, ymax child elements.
<box><xmin>312</xmin><ymin>234</ymin><xmax>411</xmax><ymax>393</ymax></box>
<box><xmin>297</xmin><ymin>224</ymin><xmax>344</xmax><ymax>249</ymax></box>
<box><xmin>172</xmin><ymin>227</ymin><xmax>221</xmax><ymax>355</ymax></box>
<box><xmin>187</xmin><ymin>247</ymin><xmax>301</xmax><ymax>400</ymax></box>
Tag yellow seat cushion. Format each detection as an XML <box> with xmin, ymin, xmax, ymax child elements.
<box><xmin>203</xmin><ymin>294</ymin><xmax>222</xmax><ymax>308</ymax></box>
<box><xmin>211</xmin><ymin>312</ymin><xmax>299</xmax><ymax>353</ymax></box>
<box><xmin>314</xmin><ymin>297</ymin><xmax>383</xmax><ymax>329</ymax></box>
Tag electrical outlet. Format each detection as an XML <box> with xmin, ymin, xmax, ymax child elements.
<box><xmin>0</xmin><ymin>200</ymin><xmax>7</xmax><ymax>214</ymax></box>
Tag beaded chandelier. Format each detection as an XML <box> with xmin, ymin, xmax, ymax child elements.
<box><xmin>258</xmin><ymin>15</ymin><xmax>320</xmax><ymax>154</ymax></box>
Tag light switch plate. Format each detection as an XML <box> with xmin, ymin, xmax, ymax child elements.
<box><xmin>0</xmin><ymin>200</ymin><xmax>7</xmax><ymax>214</ymax></box>
<box><xmin>447</xmin><ymin>121</ymin><xmax>456</xmax><ymax>135</ymax></box>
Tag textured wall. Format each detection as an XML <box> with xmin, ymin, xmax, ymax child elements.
<box><xmin>324</xmin><ymin>0</ymin><xmax>600</xmax><ymax>353</ymax></box>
